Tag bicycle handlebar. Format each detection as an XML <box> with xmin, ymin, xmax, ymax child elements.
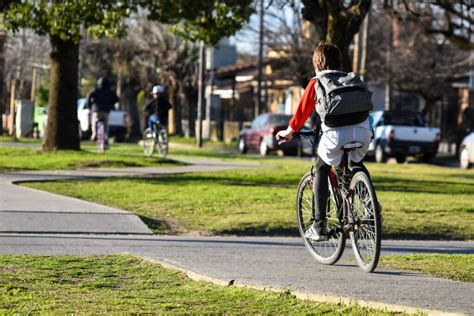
<box><xmin>293</xmin><ymin>130</ymin><xmax>318</xmax><ymax>137</ymax></box>
<box><xmin>276</xmin><ymin>129</ymin><xmax>318</xmax><ymax>145</ymax></box>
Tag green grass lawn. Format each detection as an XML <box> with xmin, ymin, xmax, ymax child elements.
<box><xmin>171</xmin><ymin>136</ymin><xmax>238</xmax><ymax>148</ymax></box>
<box><xmin>0</xmin><ymin>146</ymin><xmax>184</xmax><ymax>172</ymax></box>
<box><xmin>23</xmin><ymin>148</ymin><xmax>474</xmax><ymax>239</ymax></box>
<box><xmin>380</xmin><ymin>254</ymin><xmax>473</xmax><ymax>283</ymax></box>
<box><xmin>0</xmin><ymin>254</ymin><xmax>389</xmax><ymax>314</ymax></box>
<box><xmin>0</xmin><ymin>136</ymin><xmax>41</xmax><ymax>144</ymax></box>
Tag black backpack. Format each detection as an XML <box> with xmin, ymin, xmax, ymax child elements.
<box><xmin>314</xmin><ymin>71</ymin><xmax>373</xmax><ymax>127</ymax></box>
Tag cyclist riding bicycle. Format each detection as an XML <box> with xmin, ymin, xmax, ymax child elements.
<box><xmin>143</xmin><ymin>85</ymin><xmax>172</xmax><ymax>131</ymax></box>
<box><xmin>86</xmin><ymin>76</ymin><xmax>119</xmax><ymax>143</ymax></box>
<box><xmin>277</xmin><ymin>42</ymin><xmax>373</xmax><ymax>242</ymax></box>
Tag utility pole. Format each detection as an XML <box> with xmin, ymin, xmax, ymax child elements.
<box><xmin>352</xmin><ymin>32</ymin><xmax>360</xmax><ymax>73</ymax></box>
<box><xmin>197</xmin><ymin>42</ymin><xmax>206</xmax><ymax>148</ymax></box>
<box><xmin>205</xmin><ymin>68</ymin><xmax>214</xmax><ymax>140</ymax></box>
<box><xmin>30</xmin><ymin>67</ymin><xmax>37</xmax><ymax>102</ymax></box>
<box><xmin>256</xmin><ymin>0</ymin><xmax>264</xmax><ymax>117</ymax></box>
<box><xmin>360</xmin><ymin>13</ymin><xmax>369</xmax><ymax>81</ymax></box>
<box><xmin>385</xmin><ymin>8</ymin><xmax>394</xmax><ymax>111</ymax></box>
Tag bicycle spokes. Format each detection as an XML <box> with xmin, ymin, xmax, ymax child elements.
<box><xmin>349</xmin><ymin>171</ymin><xmax>381</xmax><ymax>272</ymax></box>
<box><xmin>296</xmin><ymin>173</ymin><xmax>346</xmax><ymax>265</ymax></box>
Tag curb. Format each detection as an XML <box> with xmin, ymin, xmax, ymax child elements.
<box><xmin>139</xmin><ymin>255</ymin><xmax>465</xmax><ymax>316</ymax></box>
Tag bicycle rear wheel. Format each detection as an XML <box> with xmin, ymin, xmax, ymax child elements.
<box><xmin>143</xmin><ymin>128</ymin><xmax>156</xmax><ymax>157</ymax></box>
<box><xmin>156</xmin><ymin>127</ymin><xmax>168</xmax><ymax>158</ymax></box>
<box><xmin>296</xmin><ymin>172</ymin><xmax>346</xmax><ymax>265</ymax></box>
<box><xmin>97</xmin><ymin>121</ymin><xmax>105</xmax><ymax>153</ymax></box>
<box><xmin>349</xmin><ymin>169</ymin><xmax>382</xmax><ymax>272</ymax></box>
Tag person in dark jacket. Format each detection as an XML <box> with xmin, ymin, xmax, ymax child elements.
<box><xmin>86</xmin><ymin>77</ymin><xmax>119</xmax><ymax>141</ymax></box>
<box><xmin>142</xmin><ymin>85</ymin><xmax>172</xmax><ymax>130</ymax></box>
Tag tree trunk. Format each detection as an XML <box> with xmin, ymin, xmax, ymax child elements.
<box><xmin>326</xmin><ymin>12</ymin><xmax>364</xmax><ymax>72</ymax></box>
<box><xmin>171</xmin><ymin>87</ymin><xmax>183</xmax><ymax>136</ymax></box>
<box><xmin>302</xmin><ymin>1</ymin><xmax>371</xmax><ymax>72</ymax></box>
<box><xmin>185</xmin><ymin>85</ymin><xmax>197</xmax><ymax>137</ymax></box>
<box><xmin>121</xmin><ymin>85</ymin><xmax>141</xmax><ymax>138</ymax></box>
<box><xmin>43</xmin><ymin>35</ymin><xmax>80</xmax><ymax>151</ymax></box>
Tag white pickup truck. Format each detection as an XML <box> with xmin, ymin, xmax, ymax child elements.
<box><xmin>367</xmin><ymin>111</ymin><xmax>440</xmax><ymax>163</ymax></box>
<box><xmin>77</xmin><ymin>98</ymin><xmax>127</xmax><ymax>141</ymax></box>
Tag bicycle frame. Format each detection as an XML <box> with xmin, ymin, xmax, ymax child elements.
<box><xmin>310</xmin><ymin>150</ymin><xmax>361</xmax><ymax>239</ymax></box>
<box><xmin>293</xmin><ymin>130</ymin><xmax>364</xmax><ymax>236</ymax></box>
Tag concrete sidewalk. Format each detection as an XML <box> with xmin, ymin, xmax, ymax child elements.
<box><xmin>0</xmin><ymin>234</ymin><xmax>472</xmax><ymax>315</ymax></box>
<box><xmin>0</xmin><ymin>158</ymin><xmax>261</xmax><ymax>234</ymax></box>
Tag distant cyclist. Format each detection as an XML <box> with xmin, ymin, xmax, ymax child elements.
<box><xmin>143</xmin><ymin>85</ymin><xmax>172</xmax><ymax>131</ymax></box>
<box><xmin>86</xmin><ymin>76</ymin><xmax>119</xmax><ymax>142</ymax></box>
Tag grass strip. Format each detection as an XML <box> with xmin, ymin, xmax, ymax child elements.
<box><xmin>0</xmin><ymin>254</ymin><xmax>391</xmax><ymax>314</ymax></box>
<box><xmin>0</xmin><ymin>146</ymin><xmax>184</xmax><ymax>171</ymax></box>
<box><xmin>380</xmin><ymin>254</ymin><xmax>473</xmax><ymax>283</ymax></box>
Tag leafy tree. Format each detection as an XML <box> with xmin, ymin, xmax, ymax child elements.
<box><xmin>2</xmin><ymin>0</ymin><xmax>253</xmax><ymax>150</ymax></box>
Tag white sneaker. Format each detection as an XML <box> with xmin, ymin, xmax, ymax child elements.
<box><xmin>304</xmin><ymin>223</ymin><xmax>328</xmax><ymax>242</ymax></box>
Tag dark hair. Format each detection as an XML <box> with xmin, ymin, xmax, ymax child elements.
<box><xmin>312</xmin><ymin>42</ymin><xmax>342</xmax><ymax>71</ymax></box>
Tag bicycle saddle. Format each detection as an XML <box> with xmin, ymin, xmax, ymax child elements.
<box><xmin>342</xmin><ymin>141</ymin><xmax>364</xmax><ymax>150</ymax></box>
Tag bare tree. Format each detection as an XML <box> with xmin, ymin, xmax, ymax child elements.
<box><xmin>394</xmin><ymin>0</ymin><xmax>474</xmax><ymax>50</ymax></box>
<box><xmin>366</xmin><ymin>6</ymin><xmax>470</xmax><ymax>115</ymax></box>
<box><xmin>264</xmin><ymin>2</ymin><xmax>315</xmax><ymax>88</ymax></box>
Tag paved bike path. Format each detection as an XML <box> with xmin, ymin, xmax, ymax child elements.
<box><xmin>0</xmin><ymin>234</ymin><xmax>472</xmax><ymax>315</ymax></box>
<box><xmin>0</xmin><ymin>158</ymin><xmax>262</xmax><ymax>234</ymax></box>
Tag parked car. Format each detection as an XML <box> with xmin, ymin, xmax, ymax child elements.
<box><xmin>77</xmin><ymin>98</ymin><xmax>127</xmax><ymax>141</ymax></box>
<box><xmin>367</xmin><ymin>111</ymin><xmax>440</xmax><ymax>163</ymax></box>
<box><xmin>460</xmin><ymin>132</ymin><xmax>474</xmax><ymax>169</ymax></box>
<box><xmin>238</xmin><ymin>113</ymin><xmax>313</xmax><ymax>156</ymax></box>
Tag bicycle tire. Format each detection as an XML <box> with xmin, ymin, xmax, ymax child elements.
<box><xmin>349</xmin><ymin>169</ymin><xmax>382</xmax><ymax>272</ymax></box>
<box><xmin>157</xmin><ymin>127</ymin><xmax>168</xmax><ymax>158</ymax></box>
<box><xmin>296</xmin><ymin>172</ymin><xmax>346</xmax><ymax>265</ymax></box>
<box><xmin>97</xmin><ymin>121</ymin><xmax>105</xmax><ymax>153</ymax></box>
<box><xmin>143</xmin><ymin>128</ymin><xmax>156</xmax><ymax>157</ymax></box>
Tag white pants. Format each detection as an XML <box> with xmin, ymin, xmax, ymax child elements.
<box><xmin>317</xmin><ymin>119</ymin><xmax>372</xmax><ymax>166</ymax></box>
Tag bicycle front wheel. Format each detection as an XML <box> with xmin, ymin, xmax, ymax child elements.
<box><xmin>156</xmin><ymin>128</ymin><xmax>168</xmax><ymax>158</ymax></box>
<box><xmin>296</xmin><ymin>172</ymin><xmax>346</xmax><ymax>265</ymax></box>
<box><xmin>143</xmin><ymin>128</ymin><xmax>156</xmax><ymax>157</ymax></box>
<box><xmin>97</xmin><ymin>121</ymin><xmax>105</xmax><ymax>153</ymax></box>
<box><xmin>349</xmin><ymin>170</ymin><xmax>382</xmax><ymax>272</ymax></box>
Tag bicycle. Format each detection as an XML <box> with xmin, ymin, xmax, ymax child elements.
<box><xmin>143</xmin><ymin>122</ymin><xmax>168</xmax><ymax>158</ymax></box>
<box><xmin>290</xmin><ymin>130</ymin><xmax>382</xmax><ymax>272</ymax></box>
<box><xmin>96</xmin><ymin>118</ymin><xmax>107</xmax><ymax>153</ymax></box>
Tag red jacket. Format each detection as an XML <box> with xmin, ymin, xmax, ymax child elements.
<box><xmin>289</xmin><ymin>79</ymin><xmax>316</xmax><ymax>131</ymax></box>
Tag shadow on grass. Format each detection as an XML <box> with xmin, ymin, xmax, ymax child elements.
<box><xmin>138</xmin><ymin>215</ymin><xmax>174</xmax><ymax>234</ymax></box>
<box><xmin>74</xmin><ymin>160</ymin><xmax>147</xmax><ymax>169</ymax></box>
<box><xmin>372</xmin><ymin>176</ymin><xmax>474</xmax><ymax>195</ymax></box>
<box><xmin>129</xmin><ymin>174</ymin><xmax>299</xmax><ymax>188</ymax></box>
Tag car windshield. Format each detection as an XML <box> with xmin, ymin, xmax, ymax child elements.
<box><xmin>268</xmin><ymin>115</ymin><xmax>292</xmax><ymax>126</ymax></box>
<box><xmin>384</xmin><ymin>113</ymin><xmax>425</xmax><ymax>127</ymax></box>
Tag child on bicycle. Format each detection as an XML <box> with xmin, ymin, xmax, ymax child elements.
<box><xmin>143</xmin><ymin>85</ymin><xmax>172</xmax><ymax>131</ymax></box>
<box><xmin>277</xmin><ymin>42</ymin><xmax>373</xmax><ymax>242</ymax></box>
